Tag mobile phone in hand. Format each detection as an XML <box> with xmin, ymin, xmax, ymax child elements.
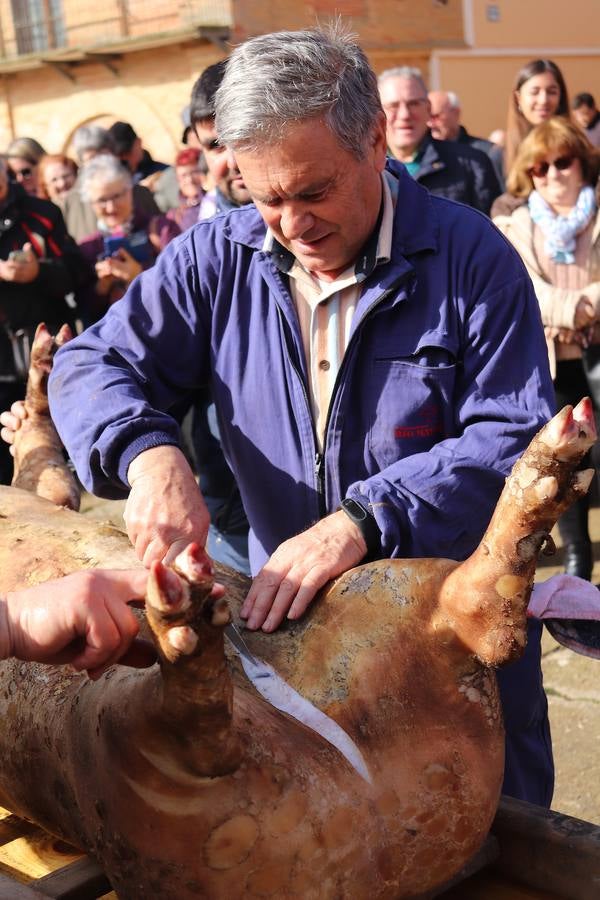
<box><xmin>8</xmin><ymin>249</ymin><xmax>29</xmax><ymax>263</ymax></box>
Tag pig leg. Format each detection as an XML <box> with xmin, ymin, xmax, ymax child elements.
<box><xmin>438</xmin><ymin>400</ymin><xmax>597</xmax><ymax>666</ymax></box>
<box><xmin>142</xmin><ymin>543</ymin><xmax>241</xmax><ymax>776</ymax></box>
<box><xmin>12</xmin><ymin>323</ymin><xmax>80</xmax><ymax>510</ymax></box>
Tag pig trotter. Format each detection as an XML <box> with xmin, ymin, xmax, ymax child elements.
<box><xmin>439</xmin><ymin>401</ymin><xmax>598</xmax><ymax>667</ymax></box>
<box><xmin>12</xmin><ymin>323</ymin><xmax>80</xmax><ymax>511</ymax></box>
<box><xmin>145</xmin><ymin>543</ymin><xmax>241</xmax><ymax>776</ymax></box>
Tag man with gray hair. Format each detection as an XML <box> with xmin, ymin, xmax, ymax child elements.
<box><xmin>428</xmin><ymin>89</ymin><xmax>493</xmax><ymax>153</ymax></box>
<box><xmin>379</xmin><ymin>67</ymin><xmax>500</xmax><ymax>212</ymax></box>
<box><xmin>49</xmin><ymin>26</ymin><xmax>554</xmax><ymax>808</ymax></box>
<box><xmin>428</xmin><ymin>89</ymin><xmax>502</xmax><ymax>186</ymax></box>
<box><xmin>72</xmin><ymin>124</ymin><xmax>116</xmax><ymax>164</ymax></box>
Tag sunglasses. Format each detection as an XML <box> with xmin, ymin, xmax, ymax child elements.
<box><xmin>528</xmin><ymin>156</ymin><xmax>575</xmax><ymax>178</ymax></box>
<box><xmin>10</xmin><ymin>167</ymin><xmax>34</xmax><ymax>179</ymax></box>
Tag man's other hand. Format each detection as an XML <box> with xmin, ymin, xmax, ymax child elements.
<box><xmin>125</xmin><ymin>445</ymin><xmax>211</xmax><ymax>568</ymax></box>
<box><xmin>240</xmin><ymin>510</ymin><xmax>367</xmax><ymax>632</ymax></box>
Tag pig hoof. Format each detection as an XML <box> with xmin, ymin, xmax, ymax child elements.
<box><xmin>147</xmin><ymin>561</ymin><xmax>190</xmax><ymax>613</ymax></box>
<box><xmin>173</xmin><ymin>543</ymin><xmax>214</xmax><ymax>584</ymax></box>
<box><xmin>574</xmin><ymin>469</ymin><xmax>595</xmax><ymax>495</ymax></box>
<box><xmin>167</xmin><ymin>625</ymin><xmax>199</xmax><ymax>655</ymax></box>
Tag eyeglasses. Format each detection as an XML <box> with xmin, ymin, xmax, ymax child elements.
<box><xmin>10</xmin><ymin>167</ymin><xmax>34</xmax><ymax>180</ymax></box>
<box><xmin>48</xmin><ymin>172</ymin><xmax>75</xmax><ymax>186</ymax></box>
<box><xmin>528</xmin><ymin>156</ymin><xmax>575</xmax><ymax>178</ymax></box>
<box><xmin>382</xmin><ymin>98</ymin><xmax>428</xmax><ymax>116</ymax></box>
<box><xmin>91</xmin><ymin>187</ymin><xmax>129</xmax><ymax>208</ymax></box>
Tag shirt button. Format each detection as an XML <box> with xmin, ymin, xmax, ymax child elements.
<box><xmin>319</xmin><ymin>359</ymin><xmax>330</xmax><ymax>371</ymax></box>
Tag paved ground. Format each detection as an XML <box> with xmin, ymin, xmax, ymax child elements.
<box><xmin>537</xmin><ymin>507</ymin><xmax>600</xmax><ymax>826</ymax></box>
<box><xmin>80</xmin><ymin>494</ymin><xmax>600</xmax><ymax>826</ymax></box>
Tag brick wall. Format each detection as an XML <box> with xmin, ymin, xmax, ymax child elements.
<box><xmin>231</xmin><ymin>0</ymin><xmax>464</xmax><ymax>62</ymax></box>
<box><xmin>0</xmin><ymin>42</ymin><xmax>224</xmax><ymax>163</ymax></box>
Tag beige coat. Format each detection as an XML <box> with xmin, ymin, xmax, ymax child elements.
<box><xmin>494</xmin><ymin>205</ymin><xmax>600</xmax><ymax>377</ymax></box>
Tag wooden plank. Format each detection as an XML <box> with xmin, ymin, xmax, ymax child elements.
<box><xmin>0</xmin><ymin>814</ymin><xmax>37</xmax><ymax>848</ymax></box>
<box><xmin>32</xmin><ymin>857</ymin><xmax>112</xmax><ymax>900</ymax></box>
<box><xmin>0</xmin><ymin>871</ymin><xmax>49</xmax><ymax>899</ymax></box>
<box><xmin>492</xmin><ymin>795</ymin><xmax>600</xmax><ymax>899</ymax></box>
<box><xmin>0</xmin><ymin>828</ymin><xmax>81</xmax><ymax>883</ymax></box>
<box><xmin>0</xmin><ymin>806</ymin><xmax>116</xmax><ymax>899</ymax></box>
<box><xmin>442</xmin><ymin>869</ymin><xmax>563</xmax><ymax>899</ymax></box>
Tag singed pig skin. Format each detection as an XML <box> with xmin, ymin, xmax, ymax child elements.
<box><xmin>0</xmin><ymin>488</ymin><xmax>502</xmax><ymax>899</ymax></box>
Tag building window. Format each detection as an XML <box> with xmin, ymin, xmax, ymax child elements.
<box><xmin>11</xmin><ymin>0</ymin><xmax>66</xmax><ymax>54</ymax></box>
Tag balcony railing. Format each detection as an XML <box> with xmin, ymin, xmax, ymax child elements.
<box><xmin>0</xmin><ymin>0</ymin><xmax>231</xmax><ymax>60</ymax></box>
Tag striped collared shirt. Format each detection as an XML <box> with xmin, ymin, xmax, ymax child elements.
<box><xmin>263</xmin><ymin>170</ymin><xmax>398</xmax><ymax>448</ymax></box>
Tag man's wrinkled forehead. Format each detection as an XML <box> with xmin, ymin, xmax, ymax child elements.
<box><xmin>381</xmin><ymin>77</ymin><xmax>427</xmax><ymax>101</ymax></box>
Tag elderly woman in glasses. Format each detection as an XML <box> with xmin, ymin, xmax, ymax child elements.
<box><xmin>494</xmin><ymin>117</ymin><xmax>600</xmax><ymax>581</ymax></box>
<box><xmin>77</xmin><ymin>154</ymin><xmax>180</xmax><ymax>324</ymax></box>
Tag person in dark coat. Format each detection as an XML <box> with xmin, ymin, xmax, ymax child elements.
<box><xmin>0</xmin><ymin>156</ymin><xmax>82</xmax><ymax>482</ymax></box>
<box><xmin>428</xmin><ymin>90</ymin><xmax>495</xmax><ymax>156</ymax></box>
<box><xmin>108</xmin><ymin>121</ymin><xmax>168</xmax><ymax>185</ymax></box>
<box><xmin>379</xmin><ymin>67</ymin><xmax>501</xmax><ymax>215</ymax></box>
<box><xmin>572</xmin><ymin>92</ymin><xmax>600</xmax><ymax>148</ymax></box>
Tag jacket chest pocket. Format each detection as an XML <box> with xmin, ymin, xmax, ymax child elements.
<box><xmin>368</xmin><ymin>347</ymin><xmax>457</xmax><ymax>468</ymax></box>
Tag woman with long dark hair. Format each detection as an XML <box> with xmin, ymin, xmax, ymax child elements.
<box><xmin>491</xmin><ymin>59</ymin><xmax>570</xmax><ymax>214</ymax></box>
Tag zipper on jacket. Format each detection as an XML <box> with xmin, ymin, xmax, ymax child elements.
<box><xmin>319</xmin><ymin>280</ymin><xmax>411</xmax><ymax>503</ymax></box>
<box><xmin>275</xmin><ymin>305</ymin><xmax>324</xmax><ymax>518</ymax></box>
<box><xmin>314</xmin><ymin>451</ymin><xmax>325</xmax><ymax>517</ymax></box>
<box><xmin>278</xmin><ymin>276</ymin><xmax>410</xmax><ymax>520</ymax></box>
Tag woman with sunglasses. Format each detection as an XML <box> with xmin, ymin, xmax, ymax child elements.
<box><xmin>494</xmin><ymin>117</ymin><xmax>600</xmax><ymax>581</ymax></box>
<box><xmin>5</xmin><ymin>137</ymin><xmax>46</xmax><ymax>197</ymax></box>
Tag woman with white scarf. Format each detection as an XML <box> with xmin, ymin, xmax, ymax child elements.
<box><xmin>495</xmin><ymin>118</ymin><xmax>600</xmax><ymax>581</ymax></box>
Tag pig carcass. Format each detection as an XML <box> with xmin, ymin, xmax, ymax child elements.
<box><xmin>0</xmin><ymin>339</ymin><xmax>595</xmax><ymax>897</ymax></box>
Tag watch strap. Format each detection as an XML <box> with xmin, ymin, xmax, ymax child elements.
<box><xmin>340</xmin><ymin>498</ymin><xmax>381</xmax><ymax>559</ymax></box>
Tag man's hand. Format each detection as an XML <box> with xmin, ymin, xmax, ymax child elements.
<box><xmin>0</xmin><ymin>568</ymin><xmax>154</xmax><ymax>679</ymax></box>
<box><xmin>125</xmin><ymin>445</ymin><xmax>211</xmax><ymax>568</ymax></box>
<box><xmin>0</xmin><ymin>244</ymin><xmax>40</xmax><ymax>283</ymax></box>
<box><xmin>240</xmin><ymin>510</ymin><xmax>367</xmax><ymax>632</ymax></box>
<box><xmin>0</xmin><ymin>399</ymin><xmax>27</xmax><ymax>455</ymax></box>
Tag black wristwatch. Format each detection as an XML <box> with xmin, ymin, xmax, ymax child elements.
<box><xmin>340</xmin><ymin>498</ymin><xmax>381</xmax><ymax>560</ymax></box>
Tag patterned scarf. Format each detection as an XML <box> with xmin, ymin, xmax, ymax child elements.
<box><xmin>528</xmin><ymin>184</ymin><xmax>596</xmax><ymax>264</ymax></box>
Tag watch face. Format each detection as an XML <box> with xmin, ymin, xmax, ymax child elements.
<box><xmin>342</xmin><ymin>498</ymin><xmax>368</xmax><ymax>521</ymax></box>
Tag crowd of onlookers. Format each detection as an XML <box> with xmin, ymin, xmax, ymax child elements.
<box><xmin>1</xmin><ymin>53</ymin><xmax>600</xmax><ymax>582</ymax></box>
